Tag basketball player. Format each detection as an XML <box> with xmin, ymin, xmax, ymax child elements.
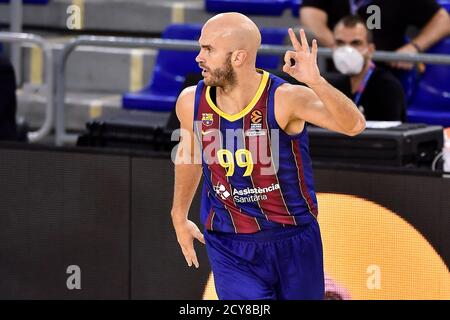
<box><xmin>171</xmin><ymin>12</ymin><xmax>365</xmax><ymax>300</ymax></box>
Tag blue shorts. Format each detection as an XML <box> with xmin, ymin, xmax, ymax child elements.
<box><xmin>204</xmin><ymin>219</ymin><xmax>324</xmax><ymax>300</ymax></box>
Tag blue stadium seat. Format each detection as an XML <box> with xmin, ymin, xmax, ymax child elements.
<box><xmin>407</xmin><ymin>37</ymin><xmax>450</xmax><ymax>126</ymax></box>
<box><xmin>205</xmin><ymin>0</ymin><xmax>290</xmax><ymax>16</ymax></box>
<box><xmin>291</xmin><ymin>0</ymin><xmax>303</xmax><ymax>18</ymax></box>
<box><xmin>0</xmin><ymin>0</ymin><xmax>49</xmax><ymax>3</ymax></box>
<box><xmin>257</xmin><ymin>27</ymin><xmax>287</xmax><ymax>69</ymax></box>
<box><xmin>438</xmin><ymin>0</ymin><xmax>450</xmax><ymax>12</ymax></box>
<box><xmin>398</xmin><ymin>36</ymin><xmax>423</xmax><ymax>104</ymax></box>
<box><xmin>122</xmin><ymin>24</ymin><xmax>287</xmax><ymax>113</ymax></box>
<box><xmin>123</xmin><ymin>24</ymin><xmax>202</xmax><ymax>112</ymax></box>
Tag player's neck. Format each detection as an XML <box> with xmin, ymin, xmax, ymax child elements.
<box><xmin>217</xmin><ymin>70</ymin><xmax>263</xmax><ymax>114</ymax></box>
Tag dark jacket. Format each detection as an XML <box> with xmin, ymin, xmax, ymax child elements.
<box><xmin>0</xmin><ymin>54</ymin><xmax>17</xmax><ymax>140</ymax></box>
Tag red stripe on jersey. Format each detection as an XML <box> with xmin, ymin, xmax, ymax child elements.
<box><xmin>244</xmin><ymin>86</ymin><xmax>296</xmax><ymax>226</ymax></box>
<box><xmin>292</xmin><ymin>139</ymin><xmax>318</xmax><ymax>217</ymax></box>
<box><xmin>210</xmin><ymin>162</ymin><xmax>260</xmax><ymax>233</ymax></box>
<box><xmin>205</xmin><ymin>208</ymin><xmax>214</xmax><ymax>231</ymax></box>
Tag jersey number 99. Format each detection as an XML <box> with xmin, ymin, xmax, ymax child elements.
<box><xmin>217</xmin><ymin>149</ymin><xmax>254</xmax><ymax>177</ymax></box>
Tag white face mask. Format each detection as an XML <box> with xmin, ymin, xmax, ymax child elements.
<box><xmin>332</xmin><ymin>46</ymin><xmax>365</xmax><ymax>75</ymax></box>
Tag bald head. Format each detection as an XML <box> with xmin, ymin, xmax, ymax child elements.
<box><xmin>201</xmin><ymin>12</ymin><xmax>261</xmax><ymax>64</ymax></box>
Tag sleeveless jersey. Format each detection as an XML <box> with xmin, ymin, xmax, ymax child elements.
<box><xmin>193</xmin><ymin>70</ymin><xmax>318</xmax><ymax>234</ymax></box>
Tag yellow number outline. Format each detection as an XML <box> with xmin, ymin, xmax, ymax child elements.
<box><xmin>217</xmin><ymin>149</ymin><xmax>253</xmax><ymax>177</ymax></box>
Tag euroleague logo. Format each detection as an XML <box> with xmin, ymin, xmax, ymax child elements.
<box><xmin>247</xmin><ymin>110</ymin><xmax>265</xmax><ymax>137</ymax></box>
<box><xmin>251</xmin><ymin>110</ymin><xmax>263</xmax><ymax>124</ymax></box>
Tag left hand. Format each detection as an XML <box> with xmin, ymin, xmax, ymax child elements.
<box><xmin>391</xmin><ymin>43</ymin><xmax>418</xmax><ymax>70</ymax></box>
<box><xmin>283</xmin><ymin>28</ymin><xmax>323</xmax><ymax>87</ymax></box>
<box><xmin>173</xmin><ymin>219</ymin><xmax>205</xmax><ymax>268</ymax></box>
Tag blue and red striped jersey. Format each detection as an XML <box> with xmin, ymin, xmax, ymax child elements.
<box><xmin>193</xmin><ymin>70</ymin><xmax>318</xmax><ymax>234</ymax></box>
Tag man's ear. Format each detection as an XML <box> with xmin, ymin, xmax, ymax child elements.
<box><xmin>232</xmin><ymin>50</ymin><xmax>247</xmax><ymax>67</ymax></box>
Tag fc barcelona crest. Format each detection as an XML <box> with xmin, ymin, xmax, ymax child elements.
<box><xmin>202</xmin><ymin>113</ymin><xmax>214</xmax><ymax>126</ymax></box>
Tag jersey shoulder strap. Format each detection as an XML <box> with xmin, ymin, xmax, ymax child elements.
<box><xmin>193</xmin><ymin>80</ymin><xmax>205</xmax><ymax>131</ymax></box>
<box><xmin>267</xmin><ymin>73</ymin><xmax>287</xmax><ymax>131</ymax></box>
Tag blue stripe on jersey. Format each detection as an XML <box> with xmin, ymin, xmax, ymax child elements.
<box><xmin>295</xmin><ymin>134</ymin><xmax>318</xmax><ymax>214</ymax></box>
<box><xmin>266</xmin><ymin>74</ymin><xmax>317</xmax><ymax>225</ymax></box>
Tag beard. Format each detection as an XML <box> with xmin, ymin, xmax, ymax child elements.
<box><xmin>202</xmin><ymin>53</ymin><xmax>237</xmax><ymax>88</ymax></box>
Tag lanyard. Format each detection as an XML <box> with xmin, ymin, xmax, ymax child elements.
<box><xmin>349</xmin><ymin>0</ymin><xmax>373</xmax><ymax>15</ymax></box>
<box><xmin>354</xmin><ymin>62</ymin><xmax>375</xmax><ymax>106</ymax></box>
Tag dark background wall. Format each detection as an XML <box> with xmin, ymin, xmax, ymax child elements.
<box><xmin>131</xmin><ymin>157</ymin><xmax>210</xmax><ymax>299</ymax></box>
<box><xmin>0</xmin><ymin>148</ymin><xmax>130</xmax><ymax>299</ymax></box>
<box><xmin>0</xmin><ymin>144</ymin><xmax>448</xmax><ymax>299</ymax></box>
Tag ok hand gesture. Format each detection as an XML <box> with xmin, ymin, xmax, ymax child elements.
<box><xmin>283</xmin><ymin>28</ymin><xmax>323</xmax><ymax>87</ymax></box>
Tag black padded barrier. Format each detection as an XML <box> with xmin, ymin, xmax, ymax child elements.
<box><xmin>0</xmin><ymin>142</ymin><xmax>448</xmax><ymax>299</ymax></box>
